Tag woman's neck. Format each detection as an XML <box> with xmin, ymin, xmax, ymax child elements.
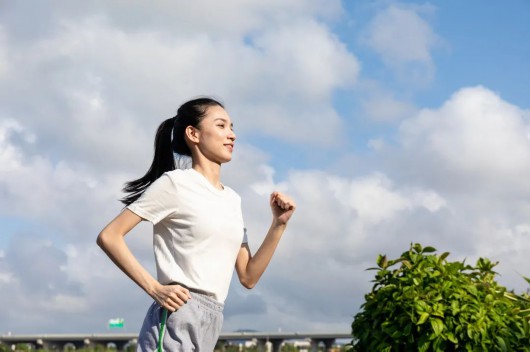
<box><xmin>192</xmin><ymin>161</ymin><xmax>223</xmax><ymax>190</ymax></box>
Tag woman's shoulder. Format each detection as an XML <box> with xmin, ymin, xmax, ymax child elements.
<box><xmin>150</xmin><ymin>169</ymin><xmax>188</xmax><ymax>190</ymax></box>
<box><xmin>164</xmin><ymin>169</ymin><xmax>185</xmax><ymax>178</ymax></box>
<box><xmin>163</xmin><ymin>168</ymin><xmax>206</xmax><ymax>187</ymax></box>
<box><xmin>164</xmin><ymin>168</ymin><xmax>196</xmax><ymax>180</ymax></box>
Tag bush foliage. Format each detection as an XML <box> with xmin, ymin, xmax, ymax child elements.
<box><xmin>351</xmin><ymin>243</ymin><xmax>530</xmax><ymax>351</ymax></box>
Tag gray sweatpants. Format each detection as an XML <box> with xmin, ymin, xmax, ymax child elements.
<box><xmin>137</xmin><ymin>291</ymin><xmax>224</xmax><ymax>352</ymax></box>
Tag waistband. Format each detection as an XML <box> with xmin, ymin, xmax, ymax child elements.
<box><xmin>169</xmin><ymin>282</ymin><xmax>224</xmax><ymax>312</ymax></box>
<box><xmin>190</xmin><ymin>290</ymin><xmax>224</xmax><ymax>312</ymax></box>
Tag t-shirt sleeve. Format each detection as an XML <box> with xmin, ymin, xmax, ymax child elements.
<box><xmin>127</xmin><ymin>173</ymin><xmax>176</xmax><ymax>225</ymax></box>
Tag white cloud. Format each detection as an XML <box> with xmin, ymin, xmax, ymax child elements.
<box><xmin>0</xmin><ymin>273</ymin><xmax>13</xmax><ymax>284</ymax></box>
<box><xmin>1</xmin><ymin>7</ymin><xmax>358</xmax><ymax>176</ymax></box>
<box><xmin>252</xmin><ymin>19</ymin><xmax>359</xmax><ymax>100</ymax></box>
<box><xmin>54</xmin><ymin>0</ymin><xmax>344</xmax><ymax>38</ymax></box>
<box><xmin>0</xmin><ymin>131</ymin><xmax>123</xmax><ymax>238</ymax></box>
<box><xmin>330</xmin><ymin>173</ymin><xmax>410</xmax><ymax>224</ymax></box>
<box><xmin>361</xmin><ymin>3</ymin><xmax>440</xmax><ymax>84</ymax></box>
<box><xmin>0</xmin><ymin>119</ymin><xmax>25</xmax><ymax>171</ymax></box>
<box><xmin>250</xmin><ymin>165</ymin><xmax>289</xmax><ymax>196</ymax></box>
<box><xmin>412</xmin><ymin>190</ymin><xmax>447</xmax><ymax>212</ymax></box>
<box><xmin>363</xmin><ymin>4</ymin><xmax>437</xmax><ymax>63</ymax></box>
<box><xmin>45</xmin><ymin>294</ymin><xmax>89</xmax><ymax>313</ymax></box>
<box><xmin>398</xmin><ymin>86</ymin><xmax>530</xmax><ymax>195</ymax></box>
<box><xmin>368</xmin><ymin>85</ymin><xmax>530</xmax><ymax>289</ymax></box>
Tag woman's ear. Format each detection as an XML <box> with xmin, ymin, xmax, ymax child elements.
<box><xmin>185</xmin><ymin>125</ymin><xmax>200</xmax><ymax>144</ymax></box>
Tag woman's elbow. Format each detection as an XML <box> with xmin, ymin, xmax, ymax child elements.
<box><xmin>239</xmin><ymin>277</ymin><xmax>257</xmax><ymax>290</ymax></box>
<box><xmin>96</xmin><ymin>230</ymin><xmax>111</xmax><ymax>250</ymax></box>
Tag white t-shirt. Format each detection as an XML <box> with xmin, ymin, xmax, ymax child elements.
<box><xmin>127</xmin><ymin>168</ymin><xmax>247</xmax><ymax>303</ymax></box>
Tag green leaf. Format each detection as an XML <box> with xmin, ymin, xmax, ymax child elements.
<box><xmin>377</xmin><ymin>254</ymin><xmax>388</xmax><ymax>269</ymax></box>
<box><xmin>446</xmin><ymin>331</ymin><xmax>458</xmax><ymax>344</ymax></box>
<box><xmin>495</xmin><ymin>336</ymin><xmax>508</xmax><ymax>352</ymax></box>
<box><xmin>430</xmin><ymin>318</ymin><xmax>444</xmax><ymax>336</ymax></box>
<box><xmin>415</xmin><ymin>300</ymin><xmax>429</xmax><ymax>312</ymax></box>
<box><xmin>451</xmin><ymin>300</ymin><xmax>460</xmax><ymax>314</ymax></box>
<box><xmin>418</xmin><ymin>335</ymin><xmax>431</xmax><ymax>352</ymax></box>
<box><xmin>466</xmin><ymin>325</ymin><xmax>474</xmax><ymax>340</ymax></box>
<box><xmin>418</xmin><ymin>339</ymin><xmax>430</xmax><ymax>352</ymax></box>
<box><xmin>466</xmin><ymin>285</ymin><xmax>478</xmax><ymax>297</ymax></box>
<box><xmin>439</xmin><ymin>252</ymin><xmax>450</xmax><ymax>261</ymax></box>
<box><xmin>432</xmin><ymin>336</ymin><xmax>444</xmax><ymax>351</ymax></box>
<box><xmin>423</xmin><ymin>246</ymin><xmax>437</xmax><ymax>253</ymax></box>
<box><xmin>402</xmin><ymin>260</ymin><xmax>412</xmax><ymax>269</ymax></box>
<box><xmin>417</xmin><ymin>312</ymin><xmax>430</xmax><ymax>325</ymax></box>
<box><xmin>403</xmin><ymin>323</ymin><xmax>412</xmax><ymax>337</ymax></box>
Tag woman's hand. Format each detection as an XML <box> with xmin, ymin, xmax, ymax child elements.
<box><xmin>151</xmin><ymin>283</ymin><xmax>192</xmax><ymax>312</ymax></box>
<box><xmin>270</xmin><ymin>191</ymin><xmax>296</xmax><ymax>226</ymax></box>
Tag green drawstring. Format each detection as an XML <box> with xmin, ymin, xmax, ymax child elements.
<box><xmin>157</xmin><ymin>308</ymin><xmax>168</xmax><ymax>352</ymax></box>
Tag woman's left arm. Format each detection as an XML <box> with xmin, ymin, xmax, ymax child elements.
<box><xmin>235</xmin><ymin>191</ymin><xmax>296</xmax><ymax>289</ymax></box>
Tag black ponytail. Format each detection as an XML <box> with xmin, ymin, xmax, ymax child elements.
<box><xmin>120</xmin><ymin>97</ymin><xmax>224</xmax><ymax>206</ymax></box>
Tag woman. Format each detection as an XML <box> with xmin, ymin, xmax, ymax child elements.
<box><xmin>97</xmin><ymin>97</ymin><xmax>296</xmax><ymax>352</ymax></box>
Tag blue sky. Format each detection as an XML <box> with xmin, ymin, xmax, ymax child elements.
<box><xmin>341</xmin><ymin>1</ymin><xmax>530</xmax><ymax>107</ymax></box>
<box><xmin>1</xmin><ymin>0</ymin><xmax>529</xmax><ymax>335</ymax></box>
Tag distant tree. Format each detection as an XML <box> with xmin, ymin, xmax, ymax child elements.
<box><xmin>351</xmin><ymin>243</ymin><xmax>530</xmax><ymax>351</ymax></box>
<box><xmin>280</xmin><ymin>343</ymin><xmax>298</xmax><ymax>351</ymax></box>
<box><xmin>14</xmin><ymin>343</ymin><xmax>32</xmax><ymax>351</ymax></box>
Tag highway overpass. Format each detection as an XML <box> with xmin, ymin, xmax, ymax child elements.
<box><xmin>0</xmin><ymin>331</ymin><xmax>352</xmax><ymax>351</ymax></box>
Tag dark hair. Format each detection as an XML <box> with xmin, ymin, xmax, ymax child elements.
<box><xmin>120</xmin><ymin>97</ymin><xmax>224</xmax><ymax>206</ymax></box>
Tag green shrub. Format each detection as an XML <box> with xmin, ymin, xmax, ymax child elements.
<box><xmin>351</xmin><ymin>243</ymin><xmax>530</xmax><ymax>351</ymax></box>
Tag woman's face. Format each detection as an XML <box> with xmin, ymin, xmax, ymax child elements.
<box><xmin>193</xmin><ymin>105</ymin><xmax>236</xmax><ymax>164</ymax></box>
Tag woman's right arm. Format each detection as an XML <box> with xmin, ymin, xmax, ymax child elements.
<box><xmin>97</xmin><ymin>209</ymin><xmax>191</xmax><ymax>311</ymax></box>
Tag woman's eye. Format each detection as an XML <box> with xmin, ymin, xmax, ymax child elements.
<box><xmin>218</xmin><ymin>124</ymin><xmax>225</xmax><ymax>128</ymax></box>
